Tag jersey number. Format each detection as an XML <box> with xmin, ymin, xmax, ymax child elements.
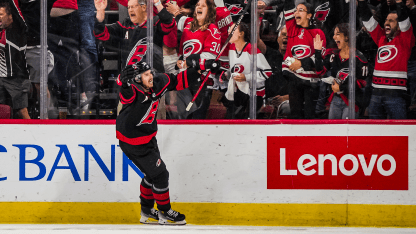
<box><xmin>210</xmin><ymin>42</ymin><xmax>221</xmax><ymax>54</ymax></box>
<box><xmin>138</xmin><ymin>100</ymin><xmax>159</xmax><ymax>126</ymax></box>
<box><xmin>362</xmin><ymin>66</ymin><xmax>368</xmax><ymax>77</ymax></box>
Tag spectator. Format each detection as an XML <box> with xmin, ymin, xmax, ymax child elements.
<box><xmin>174</xmin><ymin>0</ymin><xmax>221</xmax><ymax>119</ymax></box>
<box><xmin>48</xmin><ymin>0</ymin><xmax>81</xmax><ymax>112</ymax></box>
<box><xmin>19</xmin><ymin>0</ymin><xmax>56</xmax><ymax>118</ymax></box>
<box><xmin>78</xmin><ymin>0</ymin><xmax>100</xmax><ymax>110</ymax></box>
<box><xmin>0</xmin><ymin>1</ymin><xmax>30</xmax><ymax>119</ymax></box>
<box><xmin>314</xmin><ymin>23</ymin><xmax>369</xmax><ymax>119</ymax></box>
<box><xmin>282</xmin><ymin>0</ymin><xmax>327</xmax><ymax>119</ymax></box>
<box><xmin>222</xmin><ymin>22</ymin><xmax>272</xmax><ymax>119</ymax></box>
<box><xmin>94</xmin><ymin>0</ymin><xmax>176</xmax><ymax>73</ymax></box>
<box><xmin>405</xmin><ymin>0</ymin><xmax>416</xmax><ymax>114</ymax></box>
<box><xmin>358</xmin><ymin>0</ymin><xmax>415</xmax><ymax>119</ymax></box>
<box><xmin>259</xmin><ymin>25</ymin><xmax>290</xmax><ymax>118</ymax></box>
<box><xmin>167</xmin><ymin>0</ymin><xmax>232</xmax><ymax>119</ymax></box>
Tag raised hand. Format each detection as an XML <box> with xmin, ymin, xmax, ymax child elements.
<box><xmin>95</xmin><ymin>0</ymin><xmax>107</xmax><ymax>22</ymax></box>
<box><xmin>313</xmin><ymin>34</ymin><xmax>323</xmax><ymax>51</ymax></box>
<box><xmin>94</xmin><ymin>0</ymin><xmax>107</xmax><ymax>11</ymax></box>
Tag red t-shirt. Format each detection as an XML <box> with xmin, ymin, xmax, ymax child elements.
<box><xmin>53</xmin><ymin>0</ymin><xmax>78</xmax><ymax>10</ymax></box>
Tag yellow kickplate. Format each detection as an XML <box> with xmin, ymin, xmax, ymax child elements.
<box><xmin>0</xmin><ymin>202</ymin><xmax>414</xmax><ymax>227</ymax></box>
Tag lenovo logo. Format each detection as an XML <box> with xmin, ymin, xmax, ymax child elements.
<box><xmin>267</xmin><ymin>136</ymin><xmax>408</xmax><ymax>190</ymax></box>
<box><xmin>279</xmin><ymin>148</ymin><xmax>396</xmax><ymax>176</ymax></box>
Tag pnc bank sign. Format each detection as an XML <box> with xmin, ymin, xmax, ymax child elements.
<box><xmin>267</xmin><ymin>136</ymin><xmax>408</xmax><ymax>190</ymax></box>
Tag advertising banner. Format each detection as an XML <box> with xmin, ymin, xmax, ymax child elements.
<box><xmin>267</xmin><ymin>136</ymin><xmax>408</xmax><ymax>190</ymax></box>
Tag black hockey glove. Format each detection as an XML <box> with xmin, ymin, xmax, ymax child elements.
<box><xmin>120</xmin><ymin>65</ymin><xmax>135</xmax><ymax>86</ymax></box>
<box><xmin>204</xmin><ymin>59</ymin><xmax>221</xmax><ymax>74</ymax></box>
<box><xmin>185</xmin><ymin>54</ymin><xmax>201</xmax><ymax>68</ymax></box>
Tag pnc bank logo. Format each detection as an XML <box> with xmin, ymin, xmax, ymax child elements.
<box><xmin>267</xmin><ymin>136</ymin><xmax>408</xmax><ymax>190</ymax></box>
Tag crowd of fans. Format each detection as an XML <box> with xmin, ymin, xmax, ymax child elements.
<box><xmin>1</xmin><ymin>0</ymin><xmax>416</xmax><ymax>119</ymax></box>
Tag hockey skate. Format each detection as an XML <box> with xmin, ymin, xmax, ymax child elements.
<box><xmin>140</xmin><ymin>207</ymin><xmax>159</xmax><ymax>224</ymax></box>
<box><xmin>158</xmin><ymin>209</ymin><xmax>186</xmax><ymax>225</ymax></box>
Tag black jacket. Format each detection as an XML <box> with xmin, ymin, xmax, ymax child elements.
<box><xmin>94</xmin><ymin>8</ymin><xmax>175</xmax><ymax>72</ymax></box>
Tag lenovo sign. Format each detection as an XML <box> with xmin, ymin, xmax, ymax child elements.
<box><xmin>267</xmin><ymin>136</ymin><xmax>408</xmax><ymax>190</ymax></box>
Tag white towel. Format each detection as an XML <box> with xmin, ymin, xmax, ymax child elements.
<box><xmin>225</xmin><ymin>73</ymin><xmax>250</xmax><ymax>101</ymax></box>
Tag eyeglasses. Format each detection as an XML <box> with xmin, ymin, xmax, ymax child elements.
<box><xmin>128</xmin><ymin>5</ymin><xmax>140</xmax><ymax>9</ymax></box>
<box><xmin>295</xmin><ymin>8</ymin><xmax>307</xmax><ymax>13</ymax></box>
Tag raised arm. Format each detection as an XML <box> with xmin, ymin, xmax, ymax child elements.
<box><xmin>95</xmin><ymin>0</ymin><xmax>107</xmax><ymax>23</ymax></box>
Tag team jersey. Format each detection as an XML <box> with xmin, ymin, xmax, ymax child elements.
<box><xmin>116</xmin><ymin>68</ymin><xmax>201</xmax><ymax>145</ymax></box>
<box><xmin>0</xmin><ymin>0</ymin><xmax>28</xmax><ymax>79</ymax></box>
<box><xmin>282</xmin><ymin>0</ymin><xmax>327</xmax><ymax>81</ymax></box>
<box><xmin>215</xmin><ymin>6</ymin><xmax>233</xmax><ymax>48</ymax></box>
<box><xmin>315</xmin><ymin>50</ymin><xmax>369</xmax><ymax>110</ymax></box>
<box><xmin>94</xmin><ymin>8</ymin><xmax>176</xmax><ymax>72</ymax></box>
<box><xmin>177</xmin><ymin>17</ymin><xmax>221</xmax><ymax>60</ymax></box>
<box><xmin>225</xmin><ymin>43</ymin><xmax>272</xmax><ymax>100</ymax></box>
<box><xmin>177</xmin><ymin>17</ymin><xmax>221</xmax><ymax>87</ymax></box>
<box><xmin>114</xmin><ymin>0</ymin><xmax>178</xmax><ymax>48</ymax></box>
<box><xmin>359</xmin><ymin>1</ymin><xmax>415</xmax><ymax>93</ymax></box>
<box><xmin>52</xmin><ymin>0</ymin><xmax>77</xmax><ymax>10</ymax></box>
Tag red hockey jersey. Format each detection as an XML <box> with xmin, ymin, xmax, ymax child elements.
<box><xmin>363</xmin><ymin>16</ymin><xmax>415</xmax><ymax>91</ymax></box>
<box><xmin>178</xmin><ymin>17</ymin><xmax>221</xmax><ymax>59</ymax></box>
<box><xmin>283</xmin><ymin>0</ymin><xmax>326</xmax><ymax>81</ymax></box>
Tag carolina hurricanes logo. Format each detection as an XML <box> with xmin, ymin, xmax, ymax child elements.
<box><xmin>156</xmin><ymin>159</ymin><xmax>161</xmax><ymax>167</ymax></box>
<box><xmin>226</xmin><ymin>4</ymin><xmax>243</xmax><ymax>16</ymax></box>
<box><xmin>314</xmin><ymin>2</ymin><xmax>330</xmax><ymax>22</ymax></box>
<box><xmin>336</xmin><ymin>68</ymin><xmax>349</xmax><ymax>81</ymax></box>
<box><xmin>291</xmin><ymin>45</ymin><xmax>311</xmax><ymax>59</ymax></box>
<box><xmin>232</xmin><ymin>64</ymin><xmax>245</xmax><ymax>73</ymax></box>
<box><xmin>126</xmin><ymin>38</ymin><xmax>147</xmax><ymax>66</ymax></box>
<box><xmin>377</xmin><ymin>45</ymin><xmax>398</xmax><ymax>63</ymax></box>
<box><xmin>183</xmin><ymin>39</ymin><xmax>203</xmax><ymax>57</ymax></box>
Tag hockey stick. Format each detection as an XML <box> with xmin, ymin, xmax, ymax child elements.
<box><xmin>186</xmin><ymin>0</ymin><xmax>253</xmax><ymax>111</ymax></box>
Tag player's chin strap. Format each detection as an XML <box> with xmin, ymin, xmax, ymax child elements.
<box><xmin>186</xmin><ymin>0</ymin><xmax>253</xmax><ymax>112</ymax></box>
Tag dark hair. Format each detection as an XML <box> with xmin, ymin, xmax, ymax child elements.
<box><xmin>190</xmin><ymin>0</ymin><xmax>216</xmax><ymax>31</ymax></box>
<box><xmin>296</xmin><ymin>2</ymin><xmax>322</xmax><ymax>28</ymax></box>
<box><xmin>238</xmin><ymin>22</ymin><xmax>251</xmax><ymax>43</ymax></box>
<box><xmin>0</xmin><ymin>2</ymin><xmax>11</xmax><ymax>15</ymax></box>
<box><xmin>297</xmin><ymin>2</ymin><xmax>314</xmax><ymax>16</ymax></box>
<box><xmin>336</xmin><ymin>23</ymin><xmax>349</xmax><ymax>42</ymax></box>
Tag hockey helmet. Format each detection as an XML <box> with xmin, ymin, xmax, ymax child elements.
<box><xmin>133</xmin><ymin>61</ymin><xmax>154</xmax><ymax>82</ymax></box>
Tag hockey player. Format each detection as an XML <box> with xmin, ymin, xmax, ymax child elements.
<box><xmin>94</xmin><ymin>0</ymin><xmax>176</xmax><ymax>72</ymax></box>
<box><xmin>116</xmin><ymin>60</ymin><xmax>218</xmax><ymax>225</ymax></box>
<box><xmin>282</xmin><ymin>0</ymin><xmax>327</xmax><ymax>119</ymax></box>
<box><xmin>314</xmin><ymin>23</ymin><xmax>369</xmax><ymax>119</ymax></box>
<box><xmin>358</xmin><ymin>0</ymin><xmax>415</xmax><ymax>119</ymax></box>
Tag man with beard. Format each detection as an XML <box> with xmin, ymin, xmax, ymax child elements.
<box><xmin>258</xmin><ymin>26</ymin><xmax>290</xmax><ymax>118</ymax></box>
<box><xmin>358</xmin><ymin>0</ymin><xmax>415</xmax><ymax>119</ymax></box>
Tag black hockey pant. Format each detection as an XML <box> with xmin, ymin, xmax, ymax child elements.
<box><xmin>119</xmin><ymin>138</ymin><xmax>171</xmax><ymax>211</ymax></box>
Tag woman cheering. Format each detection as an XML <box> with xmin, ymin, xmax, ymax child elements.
<box><xmin>314</xmin><ymin>23</ymin><xmax>369</xmax><ymax>119</ymax></box>
<box><xmin>282</xmin><ymin>0</ymin><xmax>327</xmax><ymax>119</ymax></box>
